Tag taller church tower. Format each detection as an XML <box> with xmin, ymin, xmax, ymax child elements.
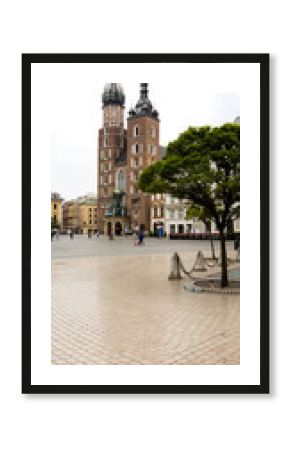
<box><xmin>97</xmin><ymin>83</ymin><xmax>127</xmax><ymax>234</ymax></box>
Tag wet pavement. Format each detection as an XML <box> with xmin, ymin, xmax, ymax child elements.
<box><xmin>51</xmin><ymin>235</ymin><xmax>240</xmax><ymax>365</ymax></box>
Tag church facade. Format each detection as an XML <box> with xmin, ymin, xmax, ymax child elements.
<box><xmin>97</xmin><ymin>83</ymin><xmax>161</xmax><ymax>235</ymax></box>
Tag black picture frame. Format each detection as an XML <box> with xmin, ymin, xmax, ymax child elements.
<box><xmin>22</xmin><ymin>53</ymin><xmax>269</xmax><ymax>394</ymax></box>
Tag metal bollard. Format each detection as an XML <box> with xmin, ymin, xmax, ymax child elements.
<box><xmin>168</xmin><ymin>252</ymin><xmax>183</xmax><ymax>280</ymax></box>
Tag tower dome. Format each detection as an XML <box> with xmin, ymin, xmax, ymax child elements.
<box><xmin>128</xmin><ymin>83</ymin><xmax>159</xmax><ymax>119</ymax></box>
<box><xmin>102</xmin><ymin>83</ymin><xmax>125</xmax><ymax>106</ymax></box>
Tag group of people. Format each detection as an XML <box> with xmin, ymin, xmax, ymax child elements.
<box><xmin>107</xmin><ymin>226</ymin><xmax>145</xmax><ymax>245</ymax></box>
<box><xmin>52</xmin><ymin>227</ymin><xmax>146</xmax><ymax>244</ymax></box>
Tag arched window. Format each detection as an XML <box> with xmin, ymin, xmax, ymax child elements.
<box><xmin>134</xmin><ymin>125</ymin><xmax>139</xmax><ymax>137</ymax></box>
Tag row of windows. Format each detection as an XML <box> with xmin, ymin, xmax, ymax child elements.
<box><xmin>101</xmin><ymin>149</ymin><xmax>112</xmax><ymax>159</ymax></box>
<box><xmin>101</xmin><ymin>162</ymin><xmax>112</xmax><ymax>172</ymax></box>
<box><xmin>87</xmin><ymin>214</ymin><xmax>97</xmax><ymax>219</ymax></box>
<box><xmin>151</xmin><ymin>207</ymin><xmax>164</xmax><ymax>219</ymax></box>
<box><xmin>100</xmin><ymin>145</ymin><xmax>157</xmax><ymax>160</ymax></box>
<box><xmin>131</xmin><ymin>143</ymin><xmax>157</xmax><ymax>155</ymax></box>
<box><xmin>167</xmin><ymin>209</ymin><xmax>186</xmax><ymax>220</ymax></box>
<box><xmin>104</xmin><ymin>137</ymin><xmax>124</xmax><ymax>147</ymax></box>
<box><xmin>133</xmin><ymin>125</ymin><xmax>156</xmax><ymax>138</ymax></box>
<box><xmin>131</xmin><ymin>157</ymin><xmax>143</xmax><ymax>168</ymax></box>
<box><xmin>169</xmin><ymin>224</ymin><xmax>193</xmax><ymax>233</ymax></box>
<box><xmin>100</xmin><ymin>174</ymin><xmax>113</xmax><ymax>185</ymax></box>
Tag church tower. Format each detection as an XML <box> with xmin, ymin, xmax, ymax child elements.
<box><xmin>126</xmin><ymin>83</ymin><xmax>160</xmax><ymax>231</ymax></box>
<box><xmin>97</xmin><ymin>82</ymin><xmax>160</xmax><ymax>235</ymax></box>
<box><xmin>97</xmin><ymin>83</ymin><xmax>128</xmax><ymax>234</ymax></box>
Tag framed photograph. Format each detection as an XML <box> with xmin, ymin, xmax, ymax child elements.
<box><xmin>22</xmin><ymin>53</ymin><xmax>269</xmax><ymax>394</ymax></box>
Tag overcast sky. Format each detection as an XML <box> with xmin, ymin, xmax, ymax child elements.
<box><xmin>48</xmin><ymin>63</ymin><xmax>240</xmax><ymax>200</ymax></box>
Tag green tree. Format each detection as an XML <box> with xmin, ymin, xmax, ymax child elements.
<box><xmin>138</xmin><ymin>123</ymin><xmax>240</xmax><ymax>287</ymax></box>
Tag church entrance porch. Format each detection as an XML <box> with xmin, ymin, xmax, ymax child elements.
<box><xmin>104</xmin><ymin>218</ymin><xmax>129</xmax><ymax>236</ymax></box>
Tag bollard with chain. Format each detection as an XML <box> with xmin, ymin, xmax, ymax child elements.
<box><xmin>168</xmin><ymin>252</ymin><xmax>183</xmax><ymax>280</ymax></box>
<box><xmin>192</xmin><ymin>250</ymin><xmax>207</xmax><ymax>272</ymax></box>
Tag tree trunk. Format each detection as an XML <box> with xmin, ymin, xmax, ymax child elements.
<box><xmin>206</xmin><ymin>221</ymin><xmax>216</xmax><ymax>260</ymax></box>
<box><xmin>220</xmin><ymin>229</ymin><xmax>228</xmax><ymax>288</ymax></box>
<box><xmin>210</xmin><ymin>235</ymin><xmax>216</xmax><ymax>259</ymax></box>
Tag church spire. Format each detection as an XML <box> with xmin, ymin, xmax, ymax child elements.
<box><xmin>128</xmin><ymin>83</ymin><xmax>159</xmax><ymax>119</ymax></box>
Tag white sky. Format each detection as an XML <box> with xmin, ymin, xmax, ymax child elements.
<box><xmin>48</xmin><ymin>63</ymin><xmax>241</xmax><ymax>200</ymax></box>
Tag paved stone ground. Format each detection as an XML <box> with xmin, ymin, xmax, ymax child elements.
<box><xmin>51</xmin><ymin>236</ymin><xmax>240</xmax><ymax>365</ymax></box>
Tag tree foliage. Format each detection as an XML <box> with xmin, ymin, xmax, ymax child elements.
<box><xmin>138</xmin><ymin>123</ymin><xmax>240</xmax><ymax>287</ymax></box>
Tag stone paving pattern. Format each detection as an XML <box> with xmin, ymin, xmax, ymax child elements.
<box><xmin>52</xmin><ymin>236</ymin><xmax>240</xmax><ymax>365</ymax></box>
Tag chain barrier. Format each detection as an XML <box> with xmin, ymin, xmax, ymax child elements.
<box><xmin>169</xmin><ymin>249</ymin><xmax>239</xmax><ymax>281</ymax></box>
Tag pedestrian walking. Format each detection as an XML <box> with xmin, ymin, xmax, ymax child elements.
<box><xmin>135</xmin><ymin>227</ymin><xmax>145</xmax><ymax>246</ymax></box>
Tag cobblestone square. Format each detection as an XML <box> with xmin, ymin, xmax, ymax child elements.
<box><xmin>51</xmin><ymin>236</ymin><xmax>240</xmax><ymax>365</ymax></box>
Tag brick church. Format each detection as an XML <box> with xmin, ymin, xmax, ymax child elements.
<box><xmin>97</xmin><ymin>83</ymin><xmax>162</xmax><ymax>235</ymax></box>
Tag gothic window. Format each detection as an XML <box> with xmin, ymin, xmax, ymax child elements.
<box><xmin>134</xmin><ymin>125</ymin><xmax>139</xmax><ymax>137</ymax></box>
<box><xmin>136</xmin><ymin>144</ymin><xmax>139</xmax><ymax>154</ymax></box>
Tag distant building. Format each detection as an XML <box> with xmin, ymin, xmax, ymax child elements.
<box><xmin>78</xmin><ymin>194</ymin><xmax>98</xmax><ymax>235</ymax></box>
<box><xmin>51</xmin><ymin>192</ymin><xmax>63</xmax><ymax>230</ymax></box>
<box><xmin>62</xmin><ymin>194</ymin><xmax>98</xmax><ymax>235</ymax></box>
<box><xmin>234</xmin><ymin>115</ymin><xmax>240</xmax><ymax>124</ymax></box>
<box><xmin>150</xmin><ymin>194</ymin><xmax>166</xmax><ymax>234</ymax></box>
<box><xmin>62</xmin><ymin>200</ymin><xmax>79</xmax><ymax>233</ymax></box>
<box><xmin>164</xmin><ymin>196</ymin><xmax>207</xmax><ymax>235</ymax></box>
